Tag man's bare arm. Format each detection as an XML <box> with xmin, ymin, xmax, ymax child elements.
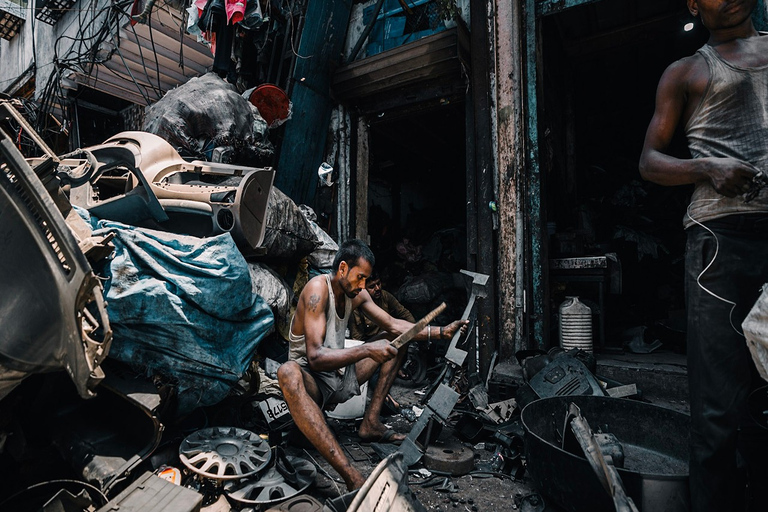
<box><xmin>301</xmin><ymin>279</ymin><xmax>396</xmax><ymax>372</ymax></box>
<box><xmin>639</xmin><ymin>58</ymin><xmax>758</xmax><ymax>196</ymax></box>
<box><xmin>357</xmin><ymin>291</ymin><xmax>467</xmax><ymax>341</ymax></box>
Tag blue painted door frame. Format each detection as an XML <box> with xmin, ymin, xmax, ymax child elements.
<box><xmin>275</xmin><ymin>0</ymin><xmax>353</xmax><ymax>206</ymax></box>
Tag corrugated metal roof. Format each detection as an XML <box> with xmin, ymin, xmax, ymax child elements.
<box><xmin>72</xmin><ymin>4</ymin><xmax>212</xmax><ymax>105</ymax></box>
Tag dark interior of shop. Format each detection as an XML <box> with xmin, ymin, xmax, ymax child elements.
<box><xmin>541</xmin><ymin>0</ymin><xmax>710</xmax><ymax>353</ymax></box>
<box><xmin>366</xmin><ymin>101</ymin><xmax>468</xmax><ymax>321</ymax></box>
<box><xmin>73</xmin><ymin>87</ymin><xmax>135</xmax><ymax>147</ymax></box>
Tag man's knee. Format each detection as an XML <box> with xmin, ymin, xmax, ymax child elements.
<box><xmin>277</xmin><ymin>361</ymin><xmax>302</xmax><ymax>394</ymax></box>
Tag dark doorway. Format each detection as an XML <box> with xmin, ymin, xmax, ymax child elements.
<box><xmin>72</xmin><ymin>87</ymin><xmax>135</xmax><ymax>148</ymax></box>
<box><xmin>539</xmin><ymin>0</ymin><xmax>709</xmax><ymax>352</ymax></box>
<box><xmin>365</xmin><ymin>101</ymin><xmax>467</xmax><ymax>317</ymax></box>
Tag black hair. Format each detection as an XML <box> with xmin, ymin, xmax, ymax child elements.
<box><xmin>332</xmin><ymin>239</ymin><xmax>375</xmax><ymax>272</ymax></box>
<box><xmin>368</xmin><ymin>267</ymin><xmax>380</xmax><ymax>281</ymax></box>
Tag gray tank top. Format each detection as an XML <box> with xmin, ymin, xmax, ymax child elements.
<box><xmin>288</xmin><ymin>274</ymin><xmax>352</xmax><ymax>370</ymax></box>
<box><xmin>683</xmin><ymin>43</ymin><xmax>768</xmax><ymax>228</ymax></box>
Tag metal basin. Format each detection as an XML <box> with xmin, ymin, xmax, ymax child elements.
<box><xmin>521</xmin><ymin>396</ymin><xmax>689</xmax><ymax>512</ymax></box>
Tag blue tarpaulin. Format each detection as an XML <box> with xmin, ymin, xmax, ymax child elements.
<box><xmin>81</xmin><ymin>208</ymin><xmax>274</xmax><ymax>415</ymax></box>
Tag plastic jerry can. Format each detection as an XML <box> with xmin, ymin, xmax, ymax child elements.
<box><xmin>559</xmin><ymin>296</ymin><xmax>593</xmax><ymax>352</ymax></box>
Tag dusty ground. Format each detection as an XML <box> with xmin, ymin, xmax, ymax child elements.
<box><xmin>278</xmin><ymin>376</ymin><xmax>692</xmax><ymax>512</ymax></box>
<box><xmin>281</xmin><ymin>381</ymin><xmax>559</xmax><ymax>512</ymax></box>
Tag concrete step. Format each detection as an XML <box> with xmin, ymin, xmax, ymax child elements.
<box><xmin>595</xmin><ymin>351</ymin><xmax>689</xmax><ymax>414</ymax></box>
<box><xmin>491</xmin><ymin>350</ymin><xmax>689</xmax><ymax>415</ymax></box>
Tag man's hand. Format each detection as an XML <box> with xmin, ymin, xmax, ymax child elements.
<box><xmin>443</xmin><ymin>319</ymin><xmax>470</xmax><ymax>339</ymax></box>
<box><xmin>703</xmin><ymin>157</ymin><xmax>760</xmax><ymax>198</ymax></box>
<box><xmin>366</xmin><ymin>339</ymin><xmax>398</xmax><ymax>363</ymax></box>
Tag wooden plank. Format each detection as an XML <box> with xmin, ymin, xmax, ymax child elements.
<box><xmin>119</xmin><ymin>39</ymin><xmax>196</xmax><ymax>84</ymax></box>
<box><xmin>495</xmin><ymin>0</ymin><xmax>525</xmax><ymax>356</ymax></box>
<box><xmin>334</xmin><ymin>29</ymin><xmax>459</xmax><ymax>81</ymax></box>
<box><xmin>333</xmin><ymin>25</ymin><xmax>470</xmax><ymax>101</ymax></box>
<box><xmin>103</xmin><ymin>57</ymin><xmax>176</xmax><ymax>93</ymax></box>
<box><xmin>527</xmin><ymin>0</ymin><xmax>545</xmax><ymax>348</ymax></box>
<box><xmin>127</xmin><ymin>23</ymin><xmax>212</xmax><ymax>75</ymax></box>
<box><xmin>469</xmin><ymin>0</ymin><xmax>497</xmax><ymax>381</ymax></box>
<box><xmin>92</xmin><ymin>65</ymin><xmax>160</xmax><ymax>101</ymax></box>
<box><xmin>354</xmin><ymin>117</ymin><xmax>369</xmax><ymax>241</ymax></box>
<box><xmin>338</xmin><ymin>26</ymin><xmax>459</xmax><ymax>74</ymax></box>
<box><xmin>351</xmin><ymin>75</ymin><xmax>465</xmax><ymax>115</ymax></box>
<box><xmin>122</xmin><ymin>30</ymin><xmax>211</xmax><ymax>76</ymax></box>
<box><xmin>334</xmin><ymin>50</ymin><xmax>459</xmax><ymax>96</ymax></box>
<box><xmin>335</xmin><ymin>46</ymin><xmax>459</xmax><ymax>88</ymax></box>
<box><xmin>73</xmin><ymin>72</ymin><xmax>151</xmax><ymax>106</ymax></box>
<box><xmin>117</xmin><ymin>45</ymin><xmax>187</xmax><ymax>86</ymax></box>
<box><xmin>336</xmin><ymin>55</ymin><xmax>462</xmax><ymax>100</ymax></box>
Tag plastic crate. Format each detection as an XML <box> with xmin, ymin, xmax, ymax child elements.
<box><xmin>95</xmin><ymin>472</ymin><xmax>202</xmax><ymax>512</ymax></box>
<box><xmin>35</xmin><ymin>0</ymin><xmax>76</xmax><ymax>25</ymax></box>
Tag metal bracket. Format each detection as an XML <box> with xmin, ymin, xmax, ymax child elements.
<box><xmin>397</xmin><ymin>270</ymin><xmax>490</xmax><ymax>467</ymax></box>
<box><xmin>398</xmin><ymin>383</ymin><xmax>459</xmax><ymax>467</ymax></box>
<box><xmin>444</xmin><ymin>270</ymin><xmax>489</xmax><ymax>366</ymax></box>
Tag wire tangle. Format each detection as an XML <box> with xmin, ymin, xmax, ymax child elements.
<box><xmin>34</xmin><ymin>0</ymin><xmax>178</xmax><ymax>138</ymax></box>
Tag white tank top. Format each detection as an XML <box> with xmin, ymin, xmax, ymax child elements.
<box><xmin>684</xmin><ymin>43</ymin><xmax>768</xmax><ymax>228</ymax></box>
<box><xmin>288</xmin><ymin>274</ymin><xmax>352</xmax><ymax>369</ymax></box>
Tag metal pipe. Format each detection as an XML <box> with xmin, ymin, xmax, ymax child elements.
<box><xmin>346</xmin><ymin>0</ymin><xmax>385</xmax><ymax>63</ymax></box>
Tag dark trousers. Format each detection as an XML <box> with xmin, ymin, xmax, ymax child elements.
<box><xmin>685</xmin><ymin>214</ymin><xmax>768</xmax><ymax>512</ymax></box>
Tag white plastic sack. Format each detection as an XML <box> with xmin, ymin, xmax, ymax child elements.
<box><xmin>299</xmin><ymin>205</ymin><xmax>338</xmax><ymax>269</ymax></box>
<box><xmin>247</xmin><ymin>262</ymin><xmax>293</xmax><ymax>338</ymax></box>
<box><xmin>743</xmin><ymin>283</ymin><xmax>768</xmax><ymax>382</ymax></box>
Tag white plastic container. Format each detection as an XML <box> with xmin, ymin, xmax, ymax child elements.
<box><xmin>559</xmin><ymin>296</ymin><xmax>593</xmax><ymax>352</ymax></box>
<box><xmin>326</xmin><ymin>339</ymin><xmax>368</xmax><ymax>419</ymax></box>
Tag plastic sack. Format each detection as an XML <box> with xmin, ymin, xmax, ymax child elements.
<box><xmin>248</xmin><ymin>262</ymin><xmax>293</xmax><ymax>339</ymax></box>
<box><xmin>142</xmin><ymin>72</ymin><xmax>272</xmax><ymax>164</ymax></box>
<box><xmin>87</xmin><ymin>212</ymin><xmax>274</xmax><ymax>416</ymax></box>
<box><xmin>743</xmin><ymin>284</ymin><xmax>768</xmax><ymax>382</ymax></box>
<box><xmin>300</xmin><ymin>205</ymin><xmax>338</xmax><ymax>269</ymax></box>
<box><xmin>397</xmin><ymin>272</ymin><xmax>455</xmax><ymax>304</ymax></box>
<box><xmin>260</xmin><ymin>187</ymin><xmax>319</xmax><ymax>261</ymax></box>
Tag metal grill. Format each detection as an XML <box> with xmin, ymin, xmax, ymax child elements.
<box><xmin>0</xmin><ymin>8</ymin><xmax>23</xmax><ymax>39</ymax></box>
<box><xmin>0</xmin><ymin>159</ymin><xmax>71</xmax><ymax>273</ymax></box>
<box><xmin>35</xmin><ymin>0</ymin><xmax>76</xmax><ymax>25</ymax></box>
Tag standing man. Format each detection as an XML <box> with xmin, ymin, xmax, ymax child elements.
<box><xmin>639</xmin><ymin>1</ymin><xmax>768</xmax><ymax>510</ymax></box>
<box><xmin>277</xmin><ymin>239</ymin><xmax>468</xmax><ymax>490</ymax></box>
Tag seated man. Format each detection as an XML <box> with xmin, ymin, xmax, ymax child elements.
<box><xmin>349</xmin><ymin>268</ymin><xmax>414</xmax><ymax>341</ymax></box>
<box><xmin>350</xmin><ymin>268</ymin><xmax>417</xmax><ymax>395</ymax></box>
<box><xmin>277</xmin><ymin>239</ymin><xmax>468</xmax><ymax>490</ymax></box>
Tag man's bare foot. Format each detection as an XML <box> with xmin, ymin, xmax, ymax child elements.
<box><xmin>358</xmin><ymin>420</ymin><xmax>406</xmax><ymax>443</ymax></box>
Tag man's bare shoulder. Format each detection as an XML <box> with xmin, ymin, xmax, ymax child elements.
<box><xmin>665</xmin><ymin>53</ymin><xmax>706</xmax><ymax>80</ymax></box>
<box><xmin>657</xmin><ymin>52</ymin><xmax>708</xmax><ymax>97</ymax></box>
<box><xmin>299</xmin><ymin>276</ymin><xmax>329</xmax><ymax>310</ymax></box>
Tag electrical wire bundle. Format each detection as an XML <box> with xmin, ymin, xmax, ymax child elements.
<box><xmin>35</xmin><ymin>0</ymin><xmax>176</xmax><ymax>141</ymax></box>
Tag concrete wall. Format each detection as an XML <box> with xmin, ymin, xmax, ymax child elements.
<box><xmin>1</xmin><ymin>0</ymin><xmax>113</xmax><ymax>97</ymax></box>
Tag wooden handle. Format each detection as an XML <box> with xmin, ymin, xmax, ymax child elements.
<box><xmin>390</xmin><ymin>302</ymin><xmax>447</xmax><ymax>349</ymax></box>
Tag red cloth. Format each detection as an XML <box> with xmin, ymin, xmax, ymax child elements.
<box><xmin>226</xmin><ymin>0</ymin><xmax>246</xmax><ymax>24</ymax></box>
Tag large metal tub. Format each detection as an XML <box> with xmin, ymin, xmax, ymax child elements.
<box><xmin>521</xmin><ymin>396</ymin><xmax>689</xmax><ymax>512</ymax></box>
